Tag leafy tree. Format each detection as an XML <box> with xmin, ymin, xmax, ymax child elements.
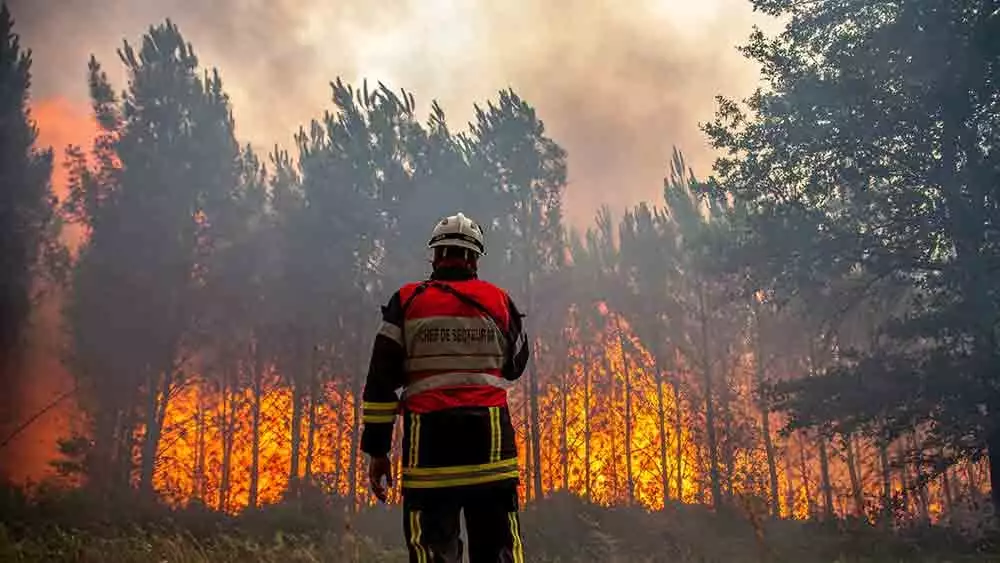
<box><xmin>704</xmin><ymin>0</ymin><xmax>1000</xmax><ymax>514</ymax></box>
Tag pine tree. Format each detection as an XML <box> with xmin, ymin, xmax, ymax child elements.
<box><xmin>0</xmin><ymin>3</ymin><xmax>61</xmax><ymax>378</ymax></box>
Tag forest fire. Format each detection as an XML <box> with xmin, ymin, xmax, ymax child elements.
<box><xmin>9</xmin><ymin>87</ymin><xmax>987</xmax><ymax>529</ymax></box>
<box><xmin>100</xmin><ymin>310</ymin><xmax>981</xmax><ymax>525</ymax></box>
<box><xmin>5</xmin><ymin>8</ymin><xmax>998</xmax><ymax>556</ymax></box>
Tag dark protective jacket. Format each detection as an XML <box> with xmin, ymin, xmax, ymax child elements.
<box><xmin>360</xmin><ymin>266</ymin><xmax>529</xmax><ymax>490</ymax></box>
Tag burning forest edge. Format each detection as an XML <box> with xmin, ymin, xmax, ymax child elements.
<box><xmin>3</xmin><ymin>0</ymin><xmax>1000</xmax><ymax>561</ymax></box>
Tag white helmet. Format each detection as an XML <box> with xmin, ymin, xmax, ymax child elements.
<box><xmin>428</xmin><ymin>212</ymin><xmax>486</xmax><ymax>256</ymax></box>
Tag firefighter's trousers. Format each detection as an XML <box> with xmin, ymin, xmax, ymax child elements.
<box><xmin>402</xmin><ymin>482</ymin><xmax>524</xmax><ymax>563</ymax></box>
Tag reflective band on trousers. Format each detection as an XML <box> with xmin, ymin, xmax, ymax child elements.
<box><xmin>402</xmin><ymin>458</ymin><xmax>519</xmax><ymax>488</ymax></box>
<box><xmin>402</xmin><ymin>371</ymin><xmax>512</xmax><ymax>400</ymax></box>
<box><xmin>362</xmin><ymin>401</ymin><xmax>399</xmax><ymax>424</ymax></box>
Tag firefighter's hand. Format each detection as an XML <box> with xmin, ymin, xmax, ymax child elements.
<box><xmin>368</xmin><ymin>455</ymin><xmax>392</xmax><ymax>503</ymax></box>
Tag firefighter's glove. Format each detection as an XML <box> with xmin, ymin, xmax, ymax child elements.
<box><xmin>368</xmin><ymin>455</ymin><xmax>392</xmax><ymax>503</ymax></box>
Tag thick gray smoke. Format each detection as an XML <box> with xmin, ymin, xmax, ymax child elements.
<box><xmin>9</xmin><ymin>0</ymin><xmax>773</xmax><ymax>225</ymax></box>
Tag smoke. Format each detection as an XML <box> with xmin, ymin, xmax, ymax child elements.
<box><xmin>10</xmin><ymin>0</ymin><xmax>774</xmax><ymax>226</ymax></box>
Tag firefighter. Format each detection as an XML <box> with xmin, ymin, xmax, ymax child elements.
<box><xmin>360</xmin><ymin>212</ymin><xmax>530</xmax><ymax>563</ymax></box>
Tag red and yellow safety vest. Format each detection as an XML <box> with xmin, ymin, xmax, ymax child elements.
<box><xmin>359</xmin><ymin>271</ymin><xmax>529</xmax><ymax>491</ymax></box>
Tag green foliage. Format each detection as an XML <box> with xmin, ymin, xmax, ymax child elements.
<box><xmin>704</xmin><ymin>0</ymin><xmax>1000</xmax><ymax>509</ymax></box>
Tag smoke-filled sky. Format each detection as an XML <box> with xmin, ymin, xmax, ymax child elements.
<box><xmin>10</xmin><ymin>0</ymin><xmax>777</xmax><ymax>226</ymax></box>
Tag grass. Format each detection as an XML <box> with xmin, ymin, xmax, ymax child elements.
<box><xmin>1</xmin><ymin>484</ymin><xmax>999</xmax><ymax>562</ymax></box>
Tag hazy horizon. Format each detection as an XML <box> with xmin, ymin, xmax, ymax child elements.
<box><xmin>11</xmin><ymin>0</ymin><xmax>776</xmax><ymax>226</ymax></box>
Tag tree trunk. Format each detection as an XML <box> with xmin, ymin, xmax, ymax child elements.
<box><xmin>248</xmin><ymin>339</ymin><xmax>263</xmax><ymax>509</ymax></box>
<box><xmin>797</xmin><ymin>433</ymin><xmax>813</xmax><ymax>517</ymax></box>
<box><xmin>304</xmin><ymin>347</ymin><xmax>320</xmax><ymax>483</ymax></box>
<box><xmin>528</xmin><ymin>339</ymin><xmax>543</xmax><ymax>501</ymax></box>
<box><xmin>195</xmin><ymin>395</ymin><xmax>206</xmax><ymax>502</ymax></box>
<box><xmin>941</xmin><ymin>451</ymin><xmax>954</xmax><ymax>517</ymax></box>
<box><xmin>910</xmin><ymin>433</ymin><xmax>929</xmax><ymax>522</ymax></box>
<box><xmin>560</xmin><ymin>338</ymin><xmax>570</xmax><ymax>492</ymax></box>
<box><xmin>721</xmin><ymin>374</ymin><xmax>735</xmax><ymax>499</ymax></box>
<box><xmin>139</xmin><ymin>366</ymin><xmax>173</xmax><ymax>496</ymax></box>
<box><xmin>818</xmin><ymin>433</ymin><xmax>834</xmax><ymax>520</ymax></box>
<box><xmin>670</xmin><ymin>373</ymin><xmax>684</xmax><ymax>502</ymax></box>
<box><xmin>697</xmin><ymin>285</ymin><xmax>722</xmax><ymax>508</ymax></box>
<box><xmin>334</xmin><ymin>387</ymin><xmax>348</xmax><ymax>494</ymax></box>
<box><xmin>845</xmin><ymin>433</ymin><xmax>865</xmax><ymax>518</ymax></box>
<box><xmin>898</xmin><ymin>443</ymin><xmax>910</xmax><ymax>515</ymax></box>
<box><xmin>604</xmin><ymin>352</ymin><xmax>620</xmax><ymax>500</ymax></box>
<box><xmin>966</xmin><ymin>459</ymin><xmax>981</xmax><ymax>505</ymax></box>
<box><xmin>616</xmin><ymin>320</ymin><xmax>635</xmax><ymax>505</ymax></box>
<box><xmin>115</xmin><ymin>406</ymin><xmax>136</xmax><ymax>492</ymax></box>
<box><xmin>522</xmin><ymin>389</ymin><xmax>533</xmax><ymax>501</ymax></box>
<box><xmin>751</xmin><ymin>305</ymin><xmax>780</xmax><ymax>516</ymax></box>
<box><xmin>879</xmin><ymin>438</ymin><xmax>893</xmax><ymax>524</ymax></box>
<box><xmin>583</xmin><ymin>344</ymin><xmax>592</xmax><ymax>502</ymax></box>
<box><xmin>219</xmin><ymin>378</ymin><xmax>234</xmax><ymax>513</ymax></box>
<box><xmin>289</xmin><ymin>373</ymin><xmax>304</xmax><ymax>498</ymax></box>
<box><xmin>654</xmin><ymin>351</ymin><xmax>670</xmax><ymax>506</ymax></box>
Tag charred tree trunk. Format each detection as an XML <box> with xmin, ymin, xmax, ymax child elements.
<box><xmin>966</xmin><ymin>459</ymin><xmax>982</xmax><ymax>505</ymax></box>
<box><xmin>560</xmin><ymin>334</ymin><xmax>570</xmax><ymax>492</ymax></box>
<box><xmin>333</xmin><ymin>387</ymin><xmax>348</xmax><ymax>492</ymax></box>
<box><xmin>845</xmin><ymin>433</ymin><xmax>865</xmax><ymax>518</ymax></box>
<box><xmin>248</xmin><ymin>340</ymin><xmax>264</xmax><ymax>509</ymax></box>
<box><xmin>751</xmin><ymin>305</ymin><xmax>780</xmax><ymax>516</ymax></box>
<box><xmin>654</xmin><ymin>349</ymin><xmax>670</xmax><ymax>506</ymax></box>
<box><xmin>898</xmin><ymin>443</ymin><xmax>911</xmax><ymax>517</ymax></box>
<box><xmin>604</xmin><ymin>352</ymin><xmax>620</xmax><ymax>499</ymax></box>
<box><xmin>522</xmin><ymin>388</ymin><xmax>533</xmax><ymax>501</ymax></box>
<box><xmin>527</xmin><ymin>347</ymin><xmax>543</xmax><ymax>501</ymax></box>
<box><xmin>674</xmin><ymin>377</ymin><xmax>684</xmax><ymax>503</ymax></box>
<box><xmin>879</xmin><ymin>437</ymin><xmax>893</xmax><ymax>524</ymax></box>
<box><xmin>697</xmin><ymin>285</ymin><xmax>722</xmax><ymax>508</ymax></box>
<box><xmin>194</xmin><ymin>395</ymin><xmax>207</xmax><ymax>503</ymax></box>
<box><xmin>139</xmin><ymin>365</ymin><xmax>174</xmax><ymax>497</ymax></box>
<box><xmin>797</xmin><ymin>433</ymin><xmax>813</xmax><ymax>517</ymax></box>
<box><xmin>720</xmin><ymin>370</ymin><xmax>735</xmax><ymax>499</ymax></box>
<box><xmin>289</xmin><ymin>371</ymin><xmax>305</xmax><ymax>498</ymax></box>
<box><xmin>115</xmin><ymin>406</ymin><xmax>136</xmax><ymax>492</ymax></box>
<box><xmin>941</xmin><ymin>452</ymin><xmax>954</xmax><ymax>517</ymax></box>
<box><xmin>305</xmin><ymin>392</ymin><xmax>317</xmax><ymax>483</ymax></box>
<box><xmin>583</xmin><ymin>344</ymin><xmax>592</xmax><ymax>502</ymax></box>
<box><xmin>910</xmin><ymin>433</ymin><xmax>929</xmax><ymax>522</ymax></box>
<box><xmin>818</xmin><ymin>433</ymin><xmax>834</xmax><ymax>520</ymax></box>
<box><xmin>616</xmin><ymin>320</ymin><xmax>635</xmax><ymax>505</ymax></box>
<box><xmin>304</xmin><ymin>346</ymin><xmax>320</xmax><ymax>483</ymax></box>
<box><xmin>219</xmin><ymin>377</ymin><xmax>235</xmax><ymax>513</ymax></box>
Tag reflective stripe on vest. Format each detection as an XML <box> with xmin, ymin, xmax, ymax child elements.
<box><xmin>403</xmin><ymin>315</ymin><xmax>505</xmax><ymax>371</ymax></box>
<box><xmin>402</xmin><ymin>371</ymin><xmax>512</xmax><ymax>400</ymax></box>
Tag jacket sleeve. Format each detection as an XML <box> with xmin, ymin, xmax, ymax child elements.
<box><xmin>360</xmin><ymin>291</ymin><xmax>406</xmax><ymax>457</ymax></box>
<box><xmin>503</xmin><ymin>293</ymin><xmax>530</xmax><ymax>381</ymax></box>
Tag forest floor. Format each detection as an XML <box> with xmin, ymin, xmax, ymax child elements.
<box><xmin>1</xmin><ymin>485</ymin><xmax>999</xmax><ymax>562</ymax></box>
